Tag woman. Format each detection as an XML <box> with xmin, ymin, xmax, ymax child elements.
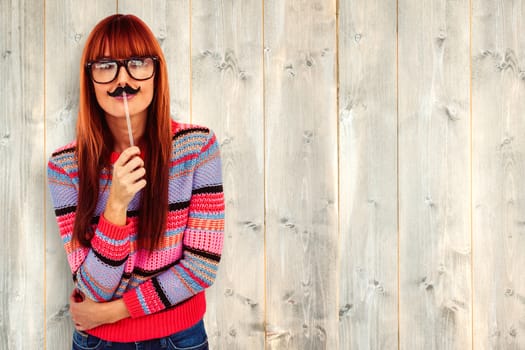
<box><xmin>48</xmin><ymin>14</ymin><xmax>224</xmax><ymax>350</ymax></box>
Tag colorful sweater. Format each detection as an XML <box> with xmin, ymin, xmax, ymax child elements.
<box><xmin>47</xmin><ymin>120</ymin><xmax>224</xmax><ymax>342</ymax></box>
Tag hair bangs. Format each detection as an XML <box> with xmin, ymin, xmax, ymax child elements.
<box><xmin>87</xmin><ymin>14</ymin><xmax>160</xmax><ymax>61</ymax></box>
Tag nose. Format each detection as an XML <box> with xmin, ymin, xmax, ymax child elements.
<box><xmin>116</xmin><ymin>65</ymin><xmax>131</xmax><ymax>85</ymax></box>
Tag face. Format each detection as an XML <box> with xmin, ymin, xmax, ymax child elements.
<box><xmin>91</xmin><ymin>50</ymin><xmax>155</xmax><ymax>121</ymax></box>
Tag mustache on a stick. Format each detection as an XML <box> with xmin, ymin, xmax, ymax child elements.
<box><xmin>107</xmin><ymin>85</ymin><xmax>141</xmax><ymax>97</ymax></box>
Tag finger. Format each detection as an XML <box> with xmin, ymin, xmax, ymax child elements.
<box><xmin>111</xmin><ymin>176</ymin><xmax>146</xmax><ymax>201</ymax></box>
<box><xmin>119</xmin><ymin>169</ymin><xmax>146</xmax><ymax>192</ymax></box>
<box><xmin>71</xmin><ymin>289</ymin><xmax>84</xmax><ymax>302</ymax></box>
<box><xmin>114</xmin><ymin>147</ymin><xmax>141</xmax><ymax>167</ymax></box>
<box><xmin>125</xmin><ymin>167</ymin><xmax>146</xmax><ymax>184</ymax></box>
<box><xmin>114</xmin><ymin>157</ymin><xmax>144</xmax><ymax>182</ymax></box>
<box><xmin>69</xmin><ymin>298</ymin><xmax>77</xmax><ymax>314</ymax></box>
<box><xmin>130</xmin><ymin>179</ymin><xmax>147</xmax><ymax>192</ymax></box>
<box><xmin>122</xmin><ymin>155</ymin><xmax>145</xmax><ymax>172</ymax></box>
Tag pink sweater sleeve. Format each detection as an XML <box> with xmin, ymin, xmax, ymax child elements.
<box><xmin>48</xmin><ymin>156</ymin><xmax>131</xmax><ymax>301</ymax></box>
<box><xmin>122</xmin><ymin>131</ymin><xmax>224</xmax><ymax>317</ymax></box>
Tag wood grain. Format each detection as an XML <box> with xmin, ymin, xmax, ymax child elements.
<box><xmin>191</xmin><ymin>0</ymin><xmax>265</xmax><ymax>348</ymax></box>
<box><xmin>264</xmin><ymin>1</ymin><xmax>338</xmax><ymax>349</ymax></box>
<box><xmin>44</xmin><ymin>2</ymin><xmax>116</xmax><ymax>349</ymax></box>
<box><xmin>472</xmin><ymin>0</ymin><xmax>525</xmax><ymax>348</ymax></box>
<box><xmin>338</xmin><ymin>0</ymin><xmax>398</xmax><ymax>348</ymax></box>
<box><xmin>0</xmin><ymin>1</ymin><xmax>45</xmax><ymax>349</ymax></box>
<box><xmin>398</xmin><ymin>0</ymin><xmax>472</xmax><ymax>349</ymax></box>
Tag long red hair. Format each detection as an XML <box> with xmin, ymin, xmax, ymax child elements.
<box><xmin>75</xmin><ymin>14</ymin><xmax>171</xmax><ymax>251</ymax></box>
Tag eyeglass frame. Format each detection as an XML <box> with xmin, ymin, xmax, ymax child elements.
<box><xmin>85</xmin><ymin>56</ymin><xmax>159</xmax><ymax>84</ymax></box>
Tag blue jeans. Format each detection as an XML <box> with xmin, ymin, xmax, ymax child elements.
<box><xmin>72</xmin><ymin>320</ymin><xmax>208</xmax><ymax>350</ymax></box>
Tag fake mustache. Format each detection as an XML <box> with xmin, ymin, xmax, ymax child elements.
<box><xmin>107</xmin><ymin>85</ymin><xmax>141</xmax><ymax>97</ymax></box>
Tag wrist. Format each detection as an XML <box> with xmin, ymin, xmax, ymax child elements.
<box><xmin>104</xmin><ymin>199</ymin><xmax>127</xmax><ymax>226</ymax></box>
<box><xmin>104</xmin><ymin>299</ymin><xmax>130</xmax><ymax>324</ymax></box>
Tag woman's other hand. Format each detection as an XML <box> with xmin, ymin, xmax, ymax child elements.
<box><xmin>69</xmin><ymin>290</ymin><xmax>130</xmax><ymax>331</ymax></box>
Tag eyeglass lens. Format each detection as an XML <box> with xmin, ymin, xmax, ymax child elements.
<box><xmin>90</xmin><ymin>57</ymin><xmax>155</xmax><ymax>83</ymax></box>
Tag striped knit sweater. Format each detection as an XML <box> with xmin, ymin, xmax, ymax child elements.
<box><xmin>47</xmin><ymin>120</ymin><xmax>224</xmax><ymax>342</ymax></box>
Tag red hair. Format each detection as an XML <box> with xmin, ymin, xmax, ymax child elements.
<box><xmin>75</xmin><ymin>14</ymin><xmax>171</xmax><ymax>251</ymax></box>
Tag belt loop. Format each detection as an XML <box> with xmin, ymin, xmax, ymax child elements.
<box><xmin>76</xmin><ymin>330</ymin><xmax>89</xmax><ymax>346</ymax></box>
<box><xmin>159</xmin><ymin>337</ymin><xmax>168</xmax><ymax>348</ymax></box>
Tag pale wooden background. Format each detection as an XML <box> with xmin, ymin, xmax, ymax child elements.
<box><xmin>1</xmin><ymin>0</ymin><xmax>524</xmax><ymax>349</ymax></box>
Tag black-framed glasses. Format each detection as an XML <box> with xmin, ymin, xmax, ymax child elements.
<box><xmin>86</xmin><ymin>56</ymin><xmax>158</xmax><ymax>84</ymax></box>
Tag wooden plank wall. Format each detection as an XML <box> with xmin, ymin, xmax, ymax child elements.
<box><xmin>472</xmin><ymin>0</ymin><xmax>525</xmax><ymax>349</ymax></box>
<box><xmin>0</xmin><ymin>1</ymin><xmax>45</xmax><ymax>349</ymax></box>
<box><xmin>338</xmin><ymin>0</ymin><xmax>398</xmax><ymax>348</ymax></box>
<box><xmin>398</xmin><ymin>0</ymin><xmax>472</xmax><ymax>349</ymax></box>
<box><xmin>189</xmin><ymin>0</ymin><xmax>265</xmax><ymax>348</ymax></box>
<box><xmin>264</xmin><ymin>1</ymin><xmax>338</xmax><ymax>349</ymax></box>
<box><xmin>1</xmin><ymin>0</ymin><xmax>524</xmax><ymax>349</ymax></box>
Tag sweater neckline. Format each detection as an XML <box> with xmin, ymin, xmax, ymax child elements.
<box><xmin>110</xmin><ymin>149</ymin><xmax>146</xmax><ymax>164</ymax></box>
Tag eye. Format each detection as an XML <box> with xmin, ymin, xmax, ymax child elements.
<box><xmin>128</xmin><ymin>58</ymin><xmax>147</xmax><ymax>68</ymax></box>
<box><xmin>93</xmin><ymin>61</ymin><xmax>116</xmax><ymax>70</ymax></box>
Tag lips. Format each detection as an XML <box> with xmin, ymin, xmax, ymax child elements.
<box><xmin>113</xmin><ymin>93</ymin><xmax>136</xmax><ymax>101</ymax></box>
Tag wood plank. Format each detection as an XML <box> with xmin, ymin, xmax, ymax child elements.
<box><xmin>45</xmin><ymin>2</ymin><xmax>116</xmax><ymax>349</ymax></box>
<box><xmin>0</xmin><ymin>1</ymin><xmax>45</xmax><ymax>349</ymax></box>
<box><xmin>398</xmin><ymin>0</ymin><xmax>471</xmax><ymax>349</ymax></box>
<box><xmin>338</xmin><ymin>0</ymin><xmax>398</xmax><ymax>348</ymax></box>
<box><xmin>264</xmin><ymin>1</ymin><xmax>338</xmax><ymax>349</ymax></box>
<box><xmin>118</xmin><ymin>0</ymin><xmax>191</xmax><ymax>123</ymax></box>
<box><xmin>472</xmin><ymin>0</ymin><xmax>525</xmax><ymax>348</ymax></box>
<box><xmin>191</xmin><ymin>0</ymin><xmax>265</xmax><ymax>348</ymax></box>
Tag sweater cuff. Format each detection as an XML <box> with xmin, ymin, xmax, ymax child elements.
<box><xmin>90</xmin><ymin>214</ymin><xmax>131</xmax><ymax>261</ymax></box>
<box><xmin>122</xmin><ymin>280</ymin><xmax>167</xmax><ymax>318</ymax></box>
<box><xmin>98</xmin><ymin>214</ymin><xmax>132</xmax><ymax>239</ymax></box>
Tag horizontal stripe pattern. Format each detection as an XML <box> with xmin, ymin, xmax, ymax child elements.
<box><xmin>47</xmin><ymin>121</ymin><xmax>224</xmax><ymax>340</ymax></box>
